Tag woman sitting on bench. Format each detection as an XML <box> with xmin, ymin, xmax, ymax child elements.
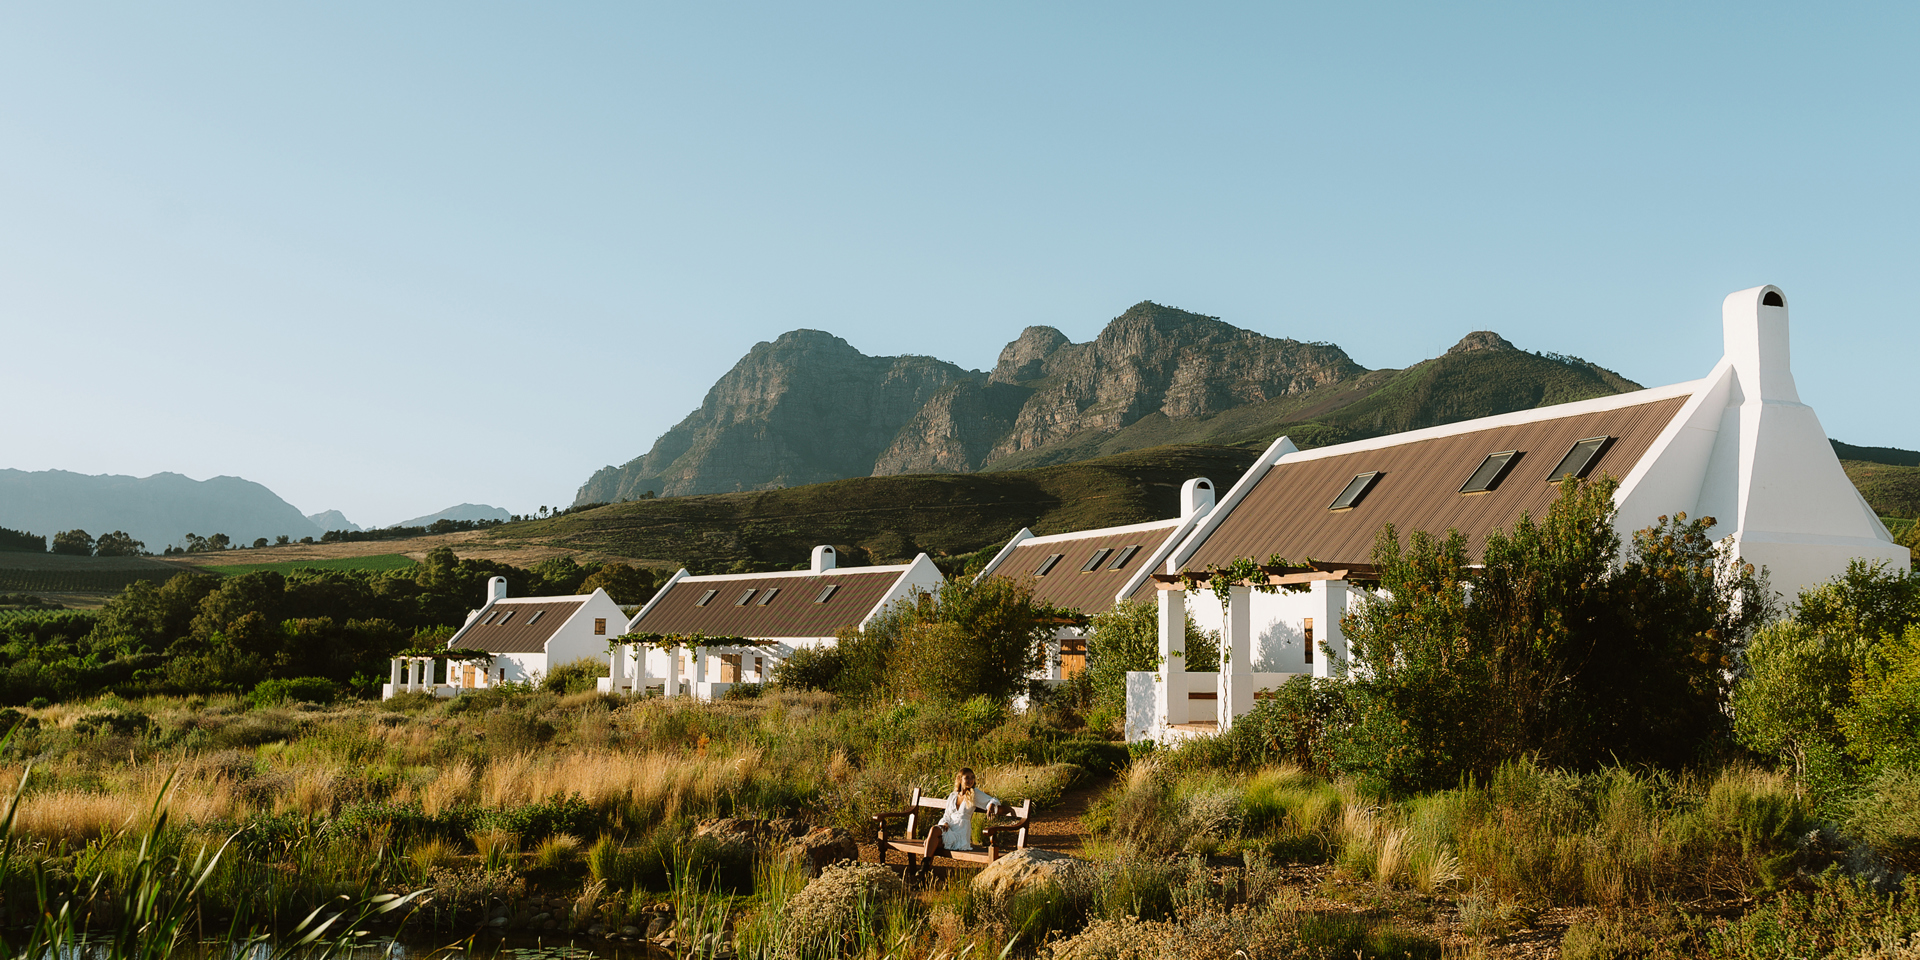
<box><xmin>911</xmin><ymin>767</ymin><xmax>1001</xmax><ymax>879</ymax></box>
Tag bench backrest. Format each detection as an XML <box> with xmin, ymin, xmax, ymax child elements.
<box><xmin>903</xmin><ymin>788</ymin><xmax>1032</xmax><ymax>849</ymax></box>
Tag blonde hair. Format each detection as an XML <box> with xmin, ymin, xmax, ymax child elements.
<box><xmin>953</xmin><ymin>767</ymin><xmax>975</xmax><ymax>800</ymax></box>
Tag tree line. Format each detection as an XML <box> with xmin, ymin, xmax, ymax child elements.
<box><xmin>0</xmin><ymin>548</ymin><xmax>668</xmax><ymax>705</ymax></box>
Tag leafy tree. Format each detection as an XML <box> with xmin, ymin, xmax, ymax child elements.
<box><xmin>275</xmin><ymin>535</ymin><xmax>290</xmax><ymax>546</ymax></box>
<box><xmin>1084</xmin><ymin>598</ymin><xmax>1215</xmax><ymax>710</ymax></box>
<box><xmin>1840</xmin><ymin>623</ymin><xmax>1920</xmax><ymax>771</ymax></box>
<box><xmin>252</xmin><ymin>537</ymin><xmax>269</xmax><ymax>549</ymax></box>
<box><xmin>578</xmin><ymin>562</ymin><xmax>665</xmax><ymax>604</ymax></box>
<box><xmin>92</xmin><ymin>531</ymin><xmax>145</xmax><ymax>557</ymax></box>
<box><xmin>1733</xmin><ymin>621</ymin><xmax>1862</xmax><ymax>786</ymax></box>
<box><xmin>836</xmin><ymin>575</ymin><xmax>1063</xmax><ymax>702</ymax></box>
<box><xmin>50</xmin><ymin>529</ymin><xmax>95</xmax><ymax>557</ymax></box>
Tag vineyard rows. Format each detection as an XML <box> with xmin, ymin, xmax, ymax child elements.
<box><xmin>0</xmin><ymin>569</ymin><xmax>177</xmax><ymax>593</ymax></box>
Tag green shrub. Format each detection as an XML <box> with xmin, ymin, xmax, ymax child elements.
<box><xmin>722</xmin><ymin>682</ymin><xmax>764</xmax><ymax>701</ymax></box>
<box><xmin>772</xmin><ymin>645</ymin><xmax>844</xmax><ymax>692</ymax></box>
<box><xmin>541</xmin><ymin>656</ymin><xmax>606</xmax><ymax>695</ymax></box>
<box><xmin>1841</xmin><ymin>767</ymin><xmax>1920</xmax><ymax>872</ymax></box>
<box><xmin>483</xmin><ymin>710</ymin><xmax>554</xmax><ymax>752</ymax></box>
<box><xmin>1705</xmin><ymin>870</ymin><xmax>1920</xmax><ymax>959</ymax></box>
<box><xmin>248</xmin><ymin>676</ymin><xmax>338</xmax><ymax>707</ymax></box>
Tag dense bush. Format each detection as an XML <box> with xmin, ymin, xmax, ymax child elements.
<box><xmin>541</xmin><ymin>656</ymin><xmax>607</xmax><ymax>695</ymax></box>
<box><xmin>248</xmin><ymin>676</ymin><xmax>338</xmax><ymax>707</ymax></box>
<box><xmin>1334</xmin><ymin>478</ymin><xmax>1771</xmax><ymax>791</ymax></box>
<box><xmin>827</xmin><ymin>575</ymin><xmax>1065</xmax><ymax>703</ymax></box>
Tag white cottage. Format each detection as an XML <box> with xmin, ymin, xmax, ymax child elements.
<box><xmin>605</xmin><ymin>546</ymin><xmax>944</xmax><ymax>700</ymax></box>
<box><xmin>382</xmin><ymin>575</ymin><xmax>628</xmax><ymax>698</ymax></box>
<box><xmin>1137</xmin><ymin>285</ymin><xmax>1909</xmax><ymax>742</ymax></box>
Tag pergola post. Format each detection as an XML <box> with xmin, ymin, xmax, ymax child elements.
<box><xmin>1219</xmin><ymin>584</ymin><xmax>1252</xmax><ymax>731</ymax></box>
<box><xmin>1156</xmin><ymin>588</ymin><xmax>1187</xmax><ymax>728</ymax></box>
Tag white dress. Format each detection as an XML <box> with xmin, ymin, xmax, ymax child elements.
<box><xmin>935</xmin><ymin>787</ymin><xmax>1001</xmax><ymax>851</ymax></box>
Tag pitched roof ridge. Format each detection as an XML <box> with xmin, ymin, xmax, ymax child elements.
<box><xmin>1276</xmin><ymin>378</ymin><xmax>1701</xmax><ymax>465</ymax></box>
<box><xmin>675</xmin><ymin>564</ymin><xmax>911</xmax><ymax>583</ymax></box>
<box><xmin>1021</xmin><ymin>517</ymin><xmax>1183</xmax><ymax>545</ymax></box>
<box><xmin>493</xmin><ymin>595</ymin><xmax>588</xmax><ymax>605</ymax></box>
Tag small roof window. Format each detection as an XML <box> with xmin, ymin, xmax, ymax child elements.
<box><xmin>1108</xmin><ymin>545</ymin><xmax>1141</xmax><ymax>570</ymax></box>
<box><xmin>1546</xmin><ymin>436</ymin><xmax>1613</xmax><ymax>482</ymax></box>
<box><xmin>736</xmin><ymin>589</ymin><xmax>758</xmax><ymax>606</ymax></box>
<box><xmin>496</xmin><ymin>611</ymin><xmax>514</xmax><ymax>625</ymax></box>
<box><xmin>1035</xmin><ymin>553</ymin><xmax>1065</xmax><ymax>576</ymax></box>
<box><xmin>1080</xmin><ymin>548</ymin><xmax>1114</xmax><ymax>572</ymax></box>
<box><xmin>1329</xmin><ymin>472</ymin><xmax>1382</xmax><ymax>511</ymax></box>
<box><xmin>526</xmin><ymin>610</ymin><xmax>543</xmax><ymax>625</ymax></box>
<box><xmin>814</xmin><ymin>584</ymin><xmax>839</xmax><ymax>603</ymax></box>
<box><xmin>695</xmin><ymin>589</ymin><xmax>719</xmax><ymax>607</ymax></box>
<box><xmin>756</xmin><ymin>587</ymin><xmax>779</xmax><ymax>605</ymax></box>
<box><xmin>1460</xmin><ymin>450</ymin><xmax>1522</xmax><ymax>494</ymax></box>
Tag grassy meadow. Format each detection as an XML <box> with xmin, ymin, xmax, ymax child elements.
<box><xmin>195</xmin><ymin>553</ymin><xmax>418</xmax><ymax>576</ymax></box>
<box><xmin>6</xmin><ymin>678</ymin><xmax>1920</xmax><ymax>959</ymax></box>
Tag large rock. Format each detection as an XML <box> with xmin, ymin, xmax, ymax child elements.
<box><xmin>779</xmin><ymin>826</ymin><xmax>860</xmax><ymax>878</ymax></box>
<box><xmin>970</xmin><ymin>848</ymin><xmax>1091</xmax><ymax>903</ymax></box>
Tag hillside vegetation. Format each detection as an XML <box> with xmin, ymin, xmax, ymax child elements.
<box><xmin>512</xmin><ymin>444</ymin><xmax>1261</xmax><ymax>569</ymax></box>
<box><xmin>1842</xmin><ymin>461</ymin><xmax>1920</xmax><ymax>520</ymax></box>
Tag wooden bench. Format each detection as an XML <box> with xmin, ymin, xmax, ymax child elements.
<box><xmin>872</xmin><ymin>788</ymin><xmax>1033</xmax><ymax>871</ymax></box>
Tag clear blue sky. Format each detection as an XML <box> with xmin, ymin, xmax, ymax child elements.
<box><xmin>4</xmin><ymin>3</ymin><xmax>1915</xmax><ymax>527</ymax></box>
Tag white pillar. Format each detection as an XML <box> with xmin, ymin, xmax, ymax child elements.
<box><xmin>1311</xmin><ymin>580</ymin><xmax>1350</xmax><ymax>679</ymax></box>
<box><xmin>1219</xmin><ymin>584</ymin><xmax>1252</xmax><ymax>731</ymax></box>
<box><xmin>1156</xmin><ymin>588</ymin><xmax>1188</xmax><ymax>728</ymax></box>
<box><xmin>692</xmin><ymin>645</ymin><xmax>709</xmax><ymax>698</ymax></box>
<box><xmin>665</xmin><ymin>645</ymin><xmax>682</xmax><ymax>698</ymax></box>
<box><xmin>410</xmin><ymin>658</ymin><xmax>425</xmax><ymax>691</ymax></box>
<box><xmin>609</xmin><ymin>643</ymin><xmax>627</xmax><ymax>690</ymax></box>
<box><xmin>389</xmin><ymin>658</ymin><xmax>403</xmax><ymax>691</ymax></box>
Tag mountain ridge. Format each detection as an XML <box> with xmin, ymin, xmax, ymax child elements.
<box><xmin>576</xmin><ymin>302</ymin><xmax>1642</xmax><ymax>503</ymax></box>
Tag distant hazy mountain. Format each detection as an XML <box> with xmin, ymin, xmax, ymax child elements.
<box><xmin>306</xmin><ymin>510</ymin><xmax>361</xmax><ymax>533</ymax></box>
<box><xmin>0</xmin><ymin>470</ymin><xmax>324</xmax><ymax>550</ymax></box>
<box><xmin>577</xmin><ymin>301</ymin><xmax>1640</xmax><ymax>503</ymax></box>
<box><xmin>390</xmin><ymin>503</ymin><xmax>509</xmax><ymax>528</ymax></box>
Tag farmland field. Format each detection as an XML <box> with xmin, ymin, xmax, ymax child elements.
<box><xmin>0</xmin><ymin>552</ymin><xmax>194</xmax><ymax>595</ymax></box>
<box><xmin>198</xmin><ymin>553</ymin><xmax>416</xmax><ymax>576</ymax></box>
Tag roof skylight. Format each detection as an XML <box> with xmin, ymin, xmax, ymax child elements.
<box><xmin>1460</xmin><ymin>450</ymin><xmax>1521</xmax><ymax>494</ymax></box>
<box><xmin>736</xmin><ymin>589</ymin><xmax>757</xmax><ymax>605</ymax></box>
<box><xmin>1329</xmin><ymin>472</ymin><xmax>1382</xmax><ymax>511</ymax></box>
<box><xmin>757</xmin><ymin>588</ymin><xmax>779</xmax><ymax>605</ymax></box>
<box><xmin>1546</xmin><ymin>436</ymin><xmax>1612</xmax><ymax>482</ymax></box>
<box><xmin>497</xmin><ymin>611</ymin><xmax>514</xmax><ymax>625</ymax></box>
<box><xmin>526</xmin><ymin>611</ymin><xmax>543</xmax><ymax>625</ymax></box>
<box><xmin>695</xmin><ymin>589</ymin><xmax>719</xmax><ymax>607</ymax></box>
<box><xmin>815</xmin><ymin>584</ymin><xmax>839</xmax><ymax>603</ymax></box>
<box><xmin>1035</xmin><ymin>554</ymin><xmax>1064</xmax><ymax>576</ymax></box>
<box><xmin>1108</xmin><ymin>545</ymin><xmax>1141</xmax><ymax>570</ymax></box>
<box><xmin>1080</xmin><ymin>548</ymin><xmax>1114</xmax><ymax>572</ymax></box>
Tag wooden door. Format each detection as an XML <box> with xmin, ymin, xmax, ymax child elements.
<box><xmin>720</xmin><ymin>654</ymin><xmax>742</xmax><ymax>683</ymax></box>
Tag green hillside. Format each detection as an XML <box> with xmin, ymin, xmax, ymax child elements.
<box><xmin>495</xmin><ymin>444</ymin><xmax>1262</xmax><ymax>569</ymax></box>
<box><xmin>1843</xmin><ymin>460</ymin><xmax>1920</xmax><ymax>520</ymax></box>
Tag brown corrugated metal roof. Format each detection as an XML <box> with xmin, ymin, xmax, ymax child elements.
<box><xmin>1183</xmin><ymin>394</ymin><xmax>1690</xmax><ymax>568</ymax></box>
<box><xmin>452</xmin><ymin>598</ymin><xmax>588</xmax><ymax>654</ymax></box>
<box><xmin>632</xmin><ymin>569</ymin><xmax>907</xmax><ymax>638</ymax></box>
<box><xmin>992</xmin><ymin>524</ymin><xmax>1181</xmax><ymax>614</ymax></box>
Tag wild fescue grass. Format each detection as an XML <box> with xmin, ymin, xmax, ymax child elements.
<box><xmin>1092</xmin><ymin>758</ymin><xmax>1806</xmax><ymax>907</ymax></box>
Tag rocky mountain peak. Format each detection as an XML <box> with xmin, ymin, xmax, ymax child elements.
<box><xmin>990</xmin><ymin>326</ymin><xmax>1070</xmax><ymax>384</ymax></box>
<box><xmin>1446</xmin><ymin>331</ymin><xmax>1518</xmax><ymax>355</ymax></box>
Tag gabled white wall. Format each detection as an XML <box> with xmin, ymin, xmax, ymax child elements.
<box><xmin>547</xmin><ymin>588</ymin><xmax>628</xmax><ymax>670</ymax></box>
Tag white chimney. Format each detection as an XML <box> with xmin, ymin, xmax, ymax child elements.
<box><xmin>811</xmin><ymin>545</ymin><xmax>837</xmax><ymax>573</ymax></box>
<box><xmin>488</xmin><ymin>576</ymin><xmax>507</xmax><ymax>602</ymax></box>
<box><xmin>1723</xmin><ymin>285</ymin><xmax>1799</xmax><ymax>403</ymax></box>
<box><xmin>1180</xmin><ymin>478</ymin><xmax>1215</xmax><ymax>520</ymax></box>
